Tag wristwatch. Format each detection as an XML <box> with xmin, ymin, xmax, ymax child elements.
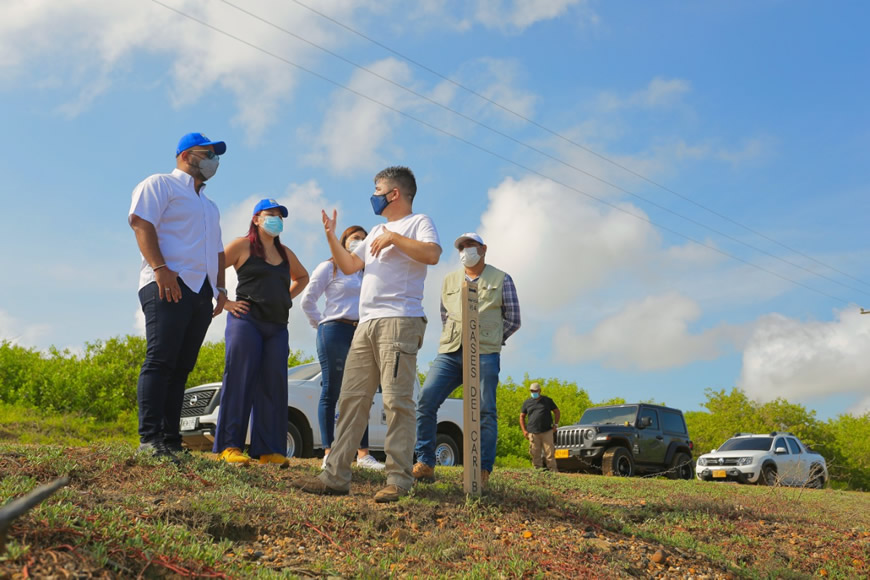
<box><xmin>217</xmin><ymin>287</ymin><xmax>228</xmax><ymax>296</ymax></box>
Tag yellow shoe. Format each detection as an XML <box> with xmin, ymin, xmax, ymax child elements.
<box><xmin>258</xmin><ymin>453</ymin><xmax>290</xmax><ymax>468</ymax></box>
<box><xmin>218</xmin><ymin>447</ymin><xmax>250</xmax><ymax>465</ymax></box>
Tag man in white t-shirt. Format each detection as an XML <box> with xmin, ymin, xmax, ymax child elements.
<box><xmin>293</xmin><ymin>166</ymin><xmax>441</xmax><ymax>502</ymax></box>
<box><xmin>128</xmin><ymin>132</ymin><xmax>229</xmax><ymax>462</ymax></box>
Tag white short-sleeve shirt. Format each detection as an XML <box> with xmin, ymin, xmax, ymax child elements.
<box><xmin>129</xmin><ymin>168</ymin><xmax>223</xmax><ymax>294</ymax></box>
<box><xmin>352</xmin><ymin>213</ymin><xmax>440</xmax><ymax>323</ymax></box>
<box><xmin>299</xmin><ymin>259</ymin><xmax>363</xmax><ymax>328</ymax></box>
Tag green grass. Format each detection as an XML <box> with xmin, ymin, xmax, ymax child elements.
<box><xmin>0</xmin><ymin>402</ymin><xmax>138</xmax><ymax>446</ymax></box>
<box><xmin>1</xmin><ymin>423</ymin><xmax>868</xmax><ymax>577</ymax></box>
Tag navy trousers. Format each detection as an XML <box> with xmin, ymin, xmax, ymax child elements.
<box><xmin>137</xmin><ymin>279</ymin><xmax>214</xmax><ymax>446</ymax></box>
<box><xmin>213</xmin><ymin>312</ymin><xmax>289</xmax><ymax>458</ymax></box>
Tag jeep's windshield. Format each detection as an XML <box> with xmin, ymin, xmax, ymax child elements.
<box><xmin>578</xmin><ymin>406</ymin><xmax>638</xmax><ymax>425</ymax></box>
<box><xmin>717</xmin><ymin>437</ymin><xmax>773</xmax><ymax>452</ymax></box>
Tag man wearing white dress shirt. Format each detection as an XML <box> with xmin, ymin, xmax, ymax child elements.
<box><xmin>128</xmin><ymin>132</ymin><xmax>228</xmax><ymax>461</ymax></box>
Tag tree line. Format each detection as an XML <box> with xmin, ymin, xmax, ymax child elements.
<box><xmin>1</xmin><ymin>336</ymin><xmax>866</xmax><ymax>490</ymax></box>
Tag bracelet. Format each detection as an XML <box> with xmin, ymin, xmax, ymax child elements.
<box><xmin>153</xmin><ymin>264</ymin><xmax>167</xmax><ymax>271</ymax></box>
<box><xmin>217</xmin><ymin>287</ymin><xmax>228</xmax><ymax>295</ymax></box>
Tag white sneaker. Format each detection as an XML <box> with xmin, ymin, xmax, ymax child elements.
<box><xmin>321</xmin><ymin>455</ymin><xmax>329</xmax><ymax>470</ymax></box>
<box><xmin>356</xmin><ymin>454</ymin><xmax>385</xmax><ymax>471</ymax></box>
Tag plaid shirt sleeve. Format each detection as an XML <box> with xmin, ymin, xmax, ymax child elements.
<box><xmin>501</xmin><ymin>273</ymin><xmax>521</xmax><ymax>342</ymax></box>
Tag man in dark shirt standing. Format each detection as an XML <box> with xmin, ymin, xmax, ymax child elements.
<box><xmin>519</xmin><ymin>382</ymin><xmax>560</xmax><ymax>472</ymax></box>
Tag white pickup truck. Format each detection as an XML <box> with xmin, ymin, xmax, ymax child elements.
<box><xmin>179</xmin><ymin>362</ymin><xmax>466</xmax><ymax>466</ymax></box>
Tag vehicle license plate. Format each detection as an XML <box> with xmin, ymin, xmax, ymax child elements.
<box><xmin>712</xmin><ymin>469</ymin><xmax>727</xmax><ymax>478</ymax></box>
<box><xmin>554</xmin><ymin>449</ymin><xmax>570</xmax><ymax>459</ymax></box>
<box><xmin>180</xmin><ymin>417</ymin><xmax>198</xmax><ymax>431</ymax></box>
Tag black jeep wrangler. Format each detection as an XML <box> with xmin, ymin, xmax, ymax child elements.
<box><xmin>554</xmin><ymin>403</ymin><xmax>694</xmax><ymax>479</ymax></box>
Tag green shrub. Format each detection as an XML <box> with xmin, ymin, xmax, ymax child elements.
<box><xmin>0</xmin><ymin>337</ymin><xmax>313</xmax><ymax>423</ymax></box>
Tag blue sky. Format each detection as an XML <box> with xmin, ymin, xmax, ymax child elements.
<box><xmin>1</xmin><ymin>1</ymin><xmax>869</xmax><ymax>420</ymax></box>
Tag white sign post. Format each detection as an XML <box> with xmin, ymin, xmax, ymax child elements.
<box><xmin>462</xmin><ymin>279</ymin><xmax>481</xmax><ymax>495</ymax></box>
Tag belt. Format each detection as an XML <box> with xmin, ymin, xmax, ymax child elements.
<box><xmin>332</xmin><ymin>318</ymin><xmax>358</xmax><ymax>327</ymax></box>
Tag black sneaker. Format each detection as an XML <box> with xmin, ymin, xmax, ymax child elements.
<box><xmin>165</xmin><ymin>442</ymin><xmax>191</xmax><ymax>456</ymax></box>
<box><xmin>138</xmin><ymin>441</ymin><xmax>180</xmax><ymax>465</ymax></box>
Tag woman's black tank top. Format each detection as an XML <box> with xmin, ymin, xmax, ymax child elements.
<box><xmin>235</xmin><ymin>254</ymin><xmax>292</xmax><ymax>323</ymax></box>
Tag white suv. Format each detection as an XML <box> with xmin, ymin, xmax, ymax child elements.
<box><xmin>696</xmin><ymin>432</ymin><xmax>828</xmax><ymax>488</ymax></box>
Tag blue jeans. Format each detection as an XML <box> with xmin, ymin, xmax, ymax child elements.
<box><xmin>213</xmin><ymin>312</ymin><xmax>289</xmax><ymax>457</ymax></box>
<box><xmin>316</xmin><ymin>321</ymin><xmax>369</xmax><ymax>450</ymax></box>
<box><xmin>137</xmin><ymin>279</ymin><xmax>213</xmax><ymax>446</ymax></box>
<box><xmin>415</xmin><ymin>349</ymin><xmax>500</xmax><ymax>472</ymax></box>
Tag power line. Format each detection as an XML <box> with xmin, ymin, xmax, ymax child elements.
<box><xmin>149</xmin><ymin>0</ymin><xmax>856</xmax><ymax>306</ymax></box>
<box><xmin>217</xmin><ymin>0</ymin><xmax>870</xmax><ymax>299</ymax></box>
<box><xmin>287</xmin><ymin>0</ymin><xmax>870</xmax><ymax>292</ymax></box>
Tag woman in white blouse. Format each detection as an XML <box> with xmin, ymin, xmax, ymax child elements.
<box><xmin>300</xmin><ymin>225</ymin><xmax>384</xmax><ymax>470</ymax></box>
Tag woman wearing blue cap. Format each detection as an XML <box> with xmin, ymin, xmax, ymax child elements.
<box><xmin>212</xmin><ymin>198</ymin><xmax>309</xmax><ymax>466</ymax></box>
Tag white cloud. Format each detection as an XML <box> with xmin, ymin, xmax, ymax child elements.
<box><xmin>738</xmin><ymin>308</ymin><xmax>870</xmax><ymax>413</ymax></box>
<box><xmin>0</xmin><ymin>309</ymin><xmax>52</xmax><ymax>346</ymax></box>
<box><xmin>474</xmin><ymin>0</ymin><xmax>589</xmax><ymax>32</ymax></box>
<box><xmin>848</xmin><ymin>395</ymin><xmax>870</xmax><ymax>417</ymax></box>
<box><xmin>599</xmin><ymin>77</ymin><xmax>691</xmax><ymax>111</ymax></box>
<box><xmin>662</xmin><ymin>136</ymin><xmax>776</xmax><ymax>166</ymax></box>
<box><xmin>305</xmin><ymin>55</ymin><xmax>539</xmax><ymax>174</ymax></box>
<box><xmin>306</xmin><ymin>57</ymin><xmax>416</xmax><ymax>173</ymax></box>
<box><xmin>448</xmin><ymin>58</ymin><xmax>537</xmax><ymax>122</ymax></box>
<box><xmin>0</xmin><ymin>0</ymin><xmax>378</xmax><ymax>141</ymax></box>
<box><xmin>553</xmin><ymin>293</ymin><xmax>738</xmax><ymax>370</ymax></box>
<box><xmin>478</xmin><ymin>175</ymin><xmax>659</xmax><ymax>311</ymax></box>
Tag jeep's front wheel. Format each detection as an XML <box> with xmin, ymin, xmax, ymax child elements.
<box><xmin>667</xmin><ymin>452</ymin><xmax>694</xmax><ymax>480</ymax></box>
<box><xmin>601</xmin><ymin>447</ymin><xmax>633</xmax><ymax>477</ymax></box>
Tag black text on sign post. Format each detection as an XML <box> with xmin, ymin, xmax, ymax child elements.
<box><xmin>462</xmin><ymin>280</ymin><xmax>481</xmax><ymax>495</ymax></box>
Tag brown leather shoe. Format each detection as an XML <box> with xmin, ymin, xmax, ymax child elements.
<box><xmin>291</xmin><ymin>476</ymin><xmax>349</xmax><ymax>496</ymax></box>
<box><xmin>412</xmin><ymin>462</ymin><xmax>435</xmax><ymax>483</ymax></box>
<box><xmin>374</xmin><ymin>484</ymin><xmax>409</xmax><ymax>503</ymax></box>
<box><xmin>481</xmin><ymin>469</ymin><xmax>490</xmax><ymax>487</ymax></box>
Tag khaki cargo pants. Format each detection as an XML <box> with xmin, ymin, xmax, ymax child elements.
<box><xmin>319</xmin><ymin>316</ymin><xmax>426</xmax><ymax>491</ymax></box>
<box><xmin>529</xmin><ymin>429</ymin><xmax>558</xmax><ymax>472</ymax></box>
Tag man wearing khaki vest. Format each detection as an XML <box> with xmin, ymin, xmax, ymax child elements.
<box><xmin>413</xmin><ymin>232</ymin><xmax>521</xmax><ymax>487</ymax></box>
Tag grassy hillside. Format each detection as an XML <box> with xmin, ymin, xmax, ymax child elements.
<box><xmin>1</xmin><ymin>443</ymin><xmax>867</xmax><ymax>579</ymax></box>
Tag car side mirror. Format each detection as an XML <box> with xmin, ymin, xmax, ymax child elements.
<box><xmin>639</xmin><ymin>417</ymin><xmax>652</xmax><ymax>428</ymax></box>
<box><xmin>774</xmin><ymin>446</ymin><xmax>787</xmax><ymax>455</ymax></box>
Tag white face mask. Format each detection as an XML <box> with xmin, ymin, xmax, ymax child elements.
<box><xmin>197</xmin><ymin>156</ymin><xmax>219</xmax><ymax>180</ymax></box>
<box><xmin>460</xmin><ymin>247</ymin><xmax>481</xmax><ymax>267</ymax></box>
<box><xmin>347</xmin><ymin>239</ymin><xmax>362</xmax><ymax>253</ymax></box>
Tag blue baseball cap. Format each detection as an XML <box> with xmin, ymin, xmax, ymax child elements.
<box><xmin>175</xmin><ymin>132</ymin><xmax>227</xmax><ymax>157</ymax></box>
<box><xmin>253</xmin><ymin>198</ymin><xmax>288</xmax><ymax>218</ymax></box>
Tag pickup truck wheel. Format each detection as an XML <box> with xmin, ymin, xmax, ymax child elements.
<box><xmin>760</xmin><ymin>463</ymin><xmax>778</xmax><ymax>486</ymax></box>
<box><xmin>667</xmin><ymin>452</ymin><xmax>694</xmax><ymax>480</ymax></box>
<box><xmin>435</xmin><ymin>434</ymin><xmax>460</xmax><ymax>467</ymax></box>
<box><xmin>807</xmin><ymin>465</ymin><xmax>825</xmax><ymax>489</ymax></box>
<box><xmin>601</xmin><ymin>447</ymin><xmax>633</xmax><ymax>477</ymax></box>
<box><xmin>286</xmin><ymin>421</ymin><xmax>303</xmax><ymax>458</ymax></box>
